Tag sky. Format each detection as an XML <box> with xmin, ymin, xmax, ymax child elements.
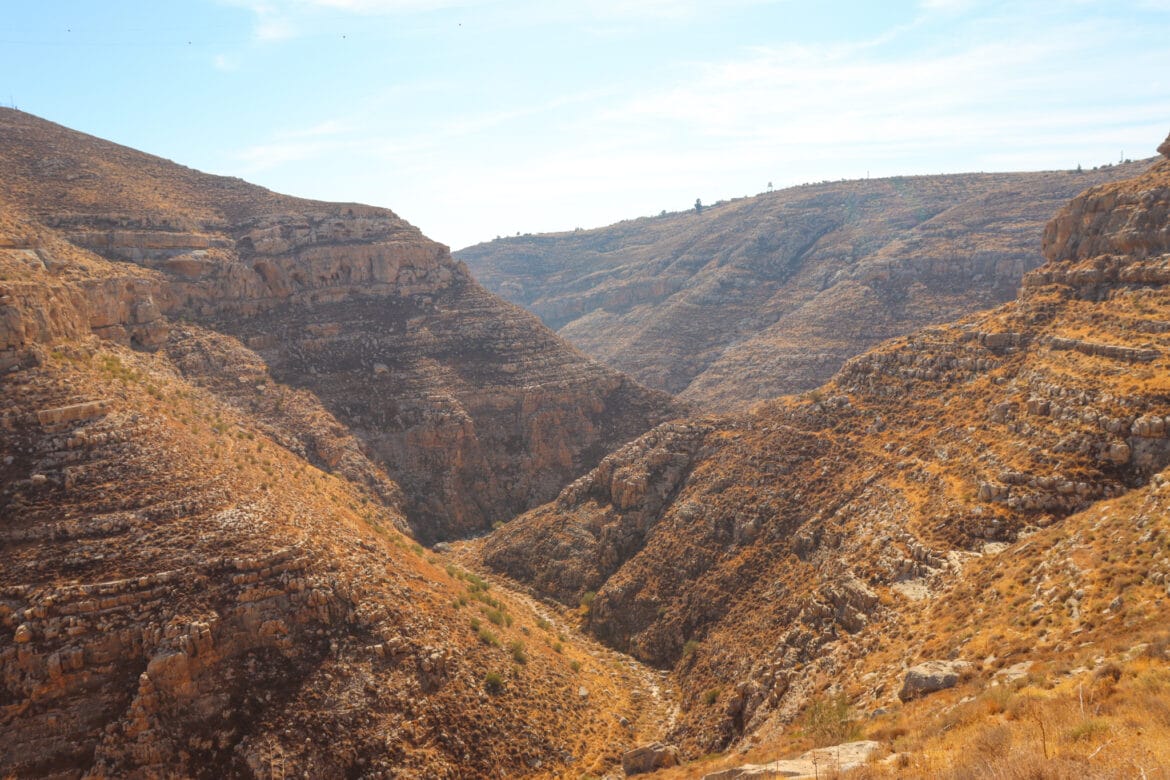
<box><xmin>2</xmin><ymin>1</ymin><xmax>1169</xmax><ymax>250</ymax></box>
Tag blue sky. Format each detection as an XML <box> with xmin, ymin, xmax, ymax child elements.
<box><xmin>3</xmin><ymin>1</ymin><xmax>1168</xmax><ymax>250</ymax></box>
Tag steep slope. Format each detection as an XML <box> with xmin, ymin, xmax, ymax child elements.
<box><xmin>458</xmin><ymin>162</ymin><xmax>1147</xmax><ymax>409</ymax></box>
<box><xmin>0</xmin><ymin>108</ymin><xmax>678</xmax><ymax>541</ymax></box>
<box><xmin>0</xmin><ymin>144</ymin><xmax>677</xmax><ymax>777</ymax></box>
<box><xmin>473</xmin><ymin>136</ymin><xmax>1170</xmax><ymax>757</ymax></box>
<box><xmin>0</xmin><ymin>341</ymin><xmax>671</xmax><ymax>778</ymax></box>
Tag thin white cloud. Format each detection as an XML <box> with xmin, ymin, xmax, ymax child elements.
<box><xmin>236</xmin><ymin>139</ymin><xmax>339</xmax><ymax>171</ymax></box>
<box><xmin>276</xmin><ymin>119</ymin><xmax>351</xmax><ymax>139</ymax></box>
<box><xmin>919</xmin><ymin>0</ymin><xmax>977</xmax><ymax>11</ymax></box>
<box><xmin>212</xmin><ymin>53</ymin><xmax>240</xmax><ymax>70</ymax></box>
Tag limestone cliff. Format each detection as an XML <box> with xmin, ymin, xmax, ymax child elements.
<box><xmin>459</xmin><ymin>162</ymin><xmax>1148</xmax><ymax>409</ymax></box>
<box><xmin>474</xmin><ymin>140</ymin><xmax>1170</xmax><ymax>752</ymax></box>
<box><xmin>0</xmin><ymin>108</ymin><xmax>678</xmax><ymax>540</ymax></box>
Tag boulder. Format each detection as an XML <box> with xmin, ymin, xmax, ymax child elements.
<box><xmin>622</xmin><ymin>742</ymin><xmax>680</xmax><ymax>775</ymax></box>
<box><xmin>899</xmin><ymin>660</ymin><xmax>972</xmax><ymax>701</ymax></box>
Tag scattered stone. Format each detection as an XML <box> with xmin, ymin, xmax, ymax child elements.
<box><xmin>622</xmin><ymin>742</ymin><xmax>680</xmax><ymax>775</ymax></box>
<box><xmin>899</xmin><ymin>660</ymin><xmax>972</xmax><ymax>701</ymax></box>
<box><xmin>994</xmin><ymin>661</ymin><xmax>1033</xmax><ymax>685</ymax></box>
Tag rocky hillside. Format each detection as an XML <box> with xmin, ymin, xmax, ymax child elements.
<box><xmin>0</xmin><ymin>110</ymin><xmax>687</xmax><ymax>777</ymax></box>
<box><xmin>472</xmin><ymin>133</ymin><xmax>1170</xmax><ymax>768</ymax></box>
<box><xmin>0</xmin><ymin>328</ymin><xmax>673</xmax><ymax>777</ymax></box>
<box><xmin>459</xmin><ymin>162</ymin><xmax>1148</xmax><ymax>409</ymax></box>
<box><xmin>0</xmin><ymin>108</ymin><xmax>678</xmax><ymax>541</ymax></box>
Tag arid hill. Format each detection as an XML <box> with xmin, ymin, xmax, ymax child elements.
<box><xmin>0</xmin><ymin>110</ymin><xmax>679</xmax><ymax>777</ymax></box>
<box><xmin>472</xmin><ymin>135</ymin><xmax>1170</xmax><ymax>774</ymax></box>
<box><xmin>458</xmin><ymin>162</ymin><xmax>1148</xmax><ymax>409</ymax></box>
<box><xmin>0</xmin><ymin>108</ymin><xmax>678</xmax><ymax>542</ymax></box>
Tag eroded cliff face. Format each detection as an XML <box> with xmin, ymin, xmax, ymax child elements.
<box><xmin>459</xmin><ymin>162</ymin><xmax>1149</xmax><ymax>410</ymax></box>
<box><xmin>0</xmin><ymin>108</ymin><xmax>677</xmax><ymax>541</ymax></box>
<box><xmin>0</xmin><ymin>108</ymin><xmax>681</xmax><ymax>777</ymax></box>
<box><xmin>474</xmin><ymin>145</ymin><xmax>1170</xmax><ymax>752</ymax></box>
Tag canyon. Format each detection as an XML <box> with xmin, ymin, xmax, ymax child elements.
<box><xmin>4</xmin><ymin>106</ymin><xmax>1170</xmax><ymax>779</ymax></box>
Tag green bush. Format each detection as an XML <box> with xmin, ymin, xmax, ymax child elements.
<box><xmin>484</xmin><ymin>671</ymin><xmax>504</xmax><ymax>694</ymax></box>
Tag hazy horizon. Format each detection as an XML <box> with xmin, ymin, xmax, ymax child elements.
<box><xmin>4</xmin><ymin>0</ymin><xmax>1168</xmax><ymax>249</ymax></box>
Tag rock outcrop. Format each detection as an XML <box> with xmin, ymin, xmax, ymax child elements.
<box><xmin>0</xmin><ymin>108</ymin><xmax>678</xmax><ymax>541</ymax></box>
<box><xmin>621</xmin><ymin>741</ymin><xmax>681</xmax><ymax>775</ymax></box>
<box><xmin>473</xmin><ymin>139</ymin><xmax>1170</xmax><ymax>753</ymax></box>
<box><xmin>459</xmin><ymin>162</ymin><xmax>1149</xmax><ymax>409</ymax></box>
<box><xmin>898</xmin><ymin>660</ymin><xmax>972</xmax><ymax>701</ymax></box>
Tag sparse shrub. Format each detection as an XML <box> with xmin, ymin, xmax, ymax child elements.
<box><xmin>970</xmin><ymin>722</ymin><xmax>1012</xmax><ymax>757</ymax></box>
<box><xmin>1065</xmin><ymin>717</ymin><xmax>1110</xmax><ymax>743</ymax></box>
<box><xmin>465</xmin><ymin>573</ymin><xmax>489</xmax><ymax>592</ymax></box>
<box><xmin>477</xmin><ymin>628</ymin><xmax>499</xmax><ymax>647</ymax></box>
<box><xmin>982</xmin><ymin>683</ymin><xmax>1015</xmax><ymax>715</ymax></box>
<box><xmin>552</xmin><ymin>641</ymin><xmax>563</xmax><ymax>654</ymax></box>
<box><xmin>570</xmin><ymin>660</ymin><xmax>581</xmax><ymax>673</ymax></box>
<box><xmin>484</xmin><ymin>671</ymin><xmax>504</xmax><ymax>694</ymax></box>
<box><xmin>509</xmin><ymin>640</ymin><xmax>527</xmax><ymax>665</ymax></box>
<box><xmin>580</xmin><ymin>591</ymin><xmax>596</xmax><ymax>612</ymax></box>
<box><xmin>803</xmin><ymin>692</ymin><xmax>861</xmax><ymax>747</ymax></box>
<box><xmin>703</xmin><ymin>689</ymin><xmax>719</xmax><ymax>706</ymax></box>
<box><xmin>682</xmin><ymin>639</ymin><xmax>701</xmax><ymax>658</ymax></box>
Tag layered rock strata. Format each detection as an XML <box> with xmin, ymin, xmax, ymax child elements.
<box><xmin>0</xmin><ymin>108</ymin><xmax>677</xmax><ymax>540</ymax></box>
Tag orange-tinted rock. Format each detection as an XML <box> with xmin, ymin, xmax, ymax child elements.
<box><xmin>0</xmin><ymin>108</ymin><xmax>678</xmax><ymax>540</ymax></box>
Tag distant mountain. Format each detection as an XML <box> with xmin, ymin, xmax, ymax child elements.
<box><xmin>459</xmin><ymin>162</ymin><xmax>1149</xmax><ymax>409</ymax></box>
